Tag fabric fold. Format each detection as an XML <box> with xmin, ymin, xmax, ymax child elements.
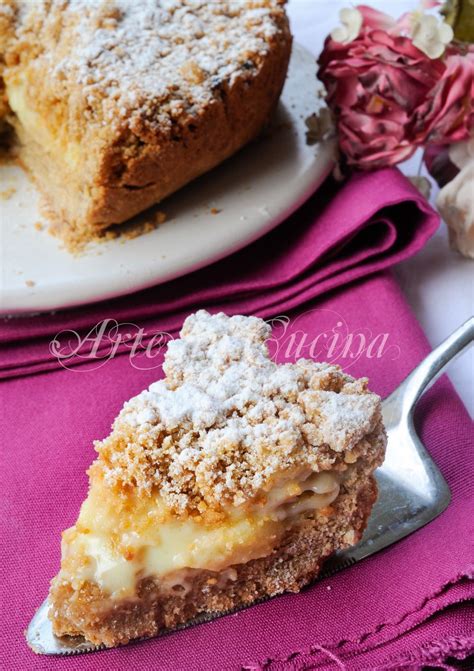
<box><xmin>1</xmin><ymin>168</ymin><xmax>439</xmax><ymax>378</ymax></box>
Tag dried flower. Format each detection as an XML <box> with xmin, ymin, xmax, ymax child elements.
<box><xmin>318</xmin><ymin>4</ymin><xmax>471</xmax><ymax>170</ymax></box>
<box><xmin>305</xmin><ymin>108</ymin><xmax>334</xmax><ymax>145</ymax></box>
<box><xmin>438</xmin><ymin>136</ymin><xmax>474</xmax><ymax>258</ymax></box>
<box><xmin>410</xmin><ymin>13</ymin><xmax>453</xmax><ymax>58</ymax></box>
<box><xmin>450</xmin><ymin>135</ymin><xmax>474</xmax><ymax>170</ymax></box>
<box><xmin>318</xmin><ymin>6</ymin><xmax>445</xmax><ymax>168</ymax></box>
<box><xmin>412</xmin><ymin>50</ymin><xmax>474</xmax><ymax>145</ymax></box>
<box><xmin>437</xmin><ymin>159</ymin><xmax>474</xmax><ymax>258</ymax></box>
<box><xmin>407</xmin><ymin>175</ymin><xmax>432</xmax><ymax>199</ymax></box>
<box><xmin>425</xmin><ymin>136</ymin><xmax>474</xmax><ymax>257</ymax></box>
<box><xmin>330</xmin><ymin>8</ymin><xmax>363</xmax><ymax>44</ymax></box>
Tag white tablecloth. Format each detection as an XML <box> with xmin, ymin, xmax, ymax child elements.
<box><xmin>288</xmin><ymin>0</ymin><xmax>473</xmax><ymax>416</ymax></box>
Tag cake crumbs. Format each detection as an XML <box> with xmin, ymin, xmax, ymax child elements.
<box><xmin>46</xmin><ymin>203</ymin><xmax>167</xmax><ymax>254</ymax></box>
<box><xmin>113</xmin><ymin>209</ymin><xmax>167</xmax><ymax>240</ymax></box>
<box><xmin>210</xmin><ymin>208</ymin><xmax>221</xmax><ymax>215</ymax></box>
<box><xmin>95</xmin><ymin>311</ymin><xmax>385</xmax><ymax>516</ymax></box>
<box><xmin>153</xmin><ymin>210</ymin><xmax>167</xmax><ymax>225</ymax></box>
<box><xmin>0</xmin><ymin>186</ymin><xmax>16</xmax><ymax>200</ymax></box>
<box><xmin>305</xmin><ymin>109</ymin><xmax>334</xmax><ymax>145</ymax></box>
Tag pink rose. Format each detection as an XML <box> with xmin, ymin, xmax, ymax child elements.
<box><xmin>317</xmin><ymin>6</ymin><xmax>446</xmax><ymax>169</ymax></box>
<box><xmin>412</xmin><ymin>50</ymin><xmax>474</xmax><ymax>145</ymax></box>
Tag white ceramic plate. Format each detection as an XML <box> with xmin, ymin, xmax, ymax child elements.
<box><xmin>0</xmin><ymin>44</ymin><xmax>334</xmax><ymax>314</ymax></box>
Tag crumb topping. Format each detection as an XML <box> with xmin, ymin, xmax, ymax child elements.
<box><xmin>96</xmin><ymin>311</ymin><xmax>385</xmax><ymax>515</ymax></box>
<box><xmin>2</xmin><ymin>0</ymin><xmax>288</xmax><ymax>138</ymax></box>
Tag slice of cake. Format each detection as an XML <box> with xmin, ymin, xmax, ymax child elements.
<box><xmin>0</xmin><ymin>0</ymin><xmax>291</xmax><ymax>246</ymax></box>
<box><xmin>47</xmin><ymin>310</ymin><xmax>386</xmax><ymax>648</ymax></box>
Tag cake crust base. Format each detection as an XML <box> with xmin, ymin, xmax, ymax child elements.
<box><xmin>49</xmin><ymin>473</ymin><xmax>377</xmax><ymax>648</ymax></box>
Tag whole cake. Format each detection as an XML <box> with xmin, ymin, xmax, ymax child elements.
<box><xmin>46</xmin><ymin>310</ymin><xmax>386</xmax><ymax>649</ymax></box>
<box><xmin>0</xmin><ymin>0</ymin><xmax>291</xmax><ymax>244</ymax></box>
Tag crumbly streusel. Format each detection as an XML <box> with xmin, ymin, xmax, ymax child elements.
<box><xmin>1</xmin><ymin>0</ymin><xmax>287</xmax><ymax>139</ymax></box>
<box><xmin>95</xmin><ymin>311</ymin><xmax>385</xmax><ymax>515</ymax></box>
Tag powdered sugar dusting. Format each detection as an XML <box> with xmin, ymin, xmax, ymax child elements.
<box><xmin>96</xmin><ymin>311</ymin><xmax>385</xmax><ymax>514</ymax></box>
<box><xmin>8</xmin><ymin>0</ymin><xmax>287</xmax><ymax>131</ymax></box>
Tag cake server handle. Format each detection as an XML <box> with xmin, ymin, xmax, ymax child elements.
<box><xmin>318</xmin><ymin>317</ymin><xmax>474</xmax><ymax>578</ymax></box>
<box><xmin>383</xmin><ymin>316</ymin><xmax>474</xmax><ymax>422</ymax></box>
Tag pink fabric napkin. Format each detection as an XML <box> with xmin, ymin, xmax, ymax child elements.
<box><xmin>1</xmin><ymin>168</ymin><xmax>472</xmax><ymax>669</ymax></box>
<box><xmin>1</xmin><ymin>168</ymin><xmax>438</xmax><ymax>378</ymax></box>
<box><xmin>1</xmin><ymin>272</ymin><xmax>473</xmax><ymax>671</ymax></box>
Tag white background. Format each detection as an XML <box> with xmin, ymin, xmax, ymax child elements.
<box><xmin>287</xmin><ymin>0</ymin><xmax>473</xmax><ymax>416</ymax></box>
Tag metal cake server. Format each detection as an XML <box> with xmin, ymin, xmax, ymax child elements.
<box><xmin>27</xmin><ymin>318</ymin><xmax>474</xmax><ymax>655</ymax></box>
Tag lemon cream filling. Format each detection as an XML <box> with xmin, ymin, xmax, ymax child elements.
<box><xmin>58</xmin><ymin>469</ymin><xmax>342</xmax><ymax>598</ymax></box>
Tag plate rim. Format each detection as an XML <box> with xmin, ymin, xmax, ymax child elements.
<box><xmin>1</xmin><ymin>43</ymin><xmax>335</xmax><ymax>316</ymax></box>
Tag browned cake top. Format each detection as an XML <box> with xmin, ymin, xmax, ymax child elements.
<box><xmin>1</xmin><ymin>0</ymin><xmax>289</xmax><ymax>139</ymax></box>
<box><xmin>95</xmin><ymin>311</ymin><xmax>385</xmax><ymax>516</ymax></box>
